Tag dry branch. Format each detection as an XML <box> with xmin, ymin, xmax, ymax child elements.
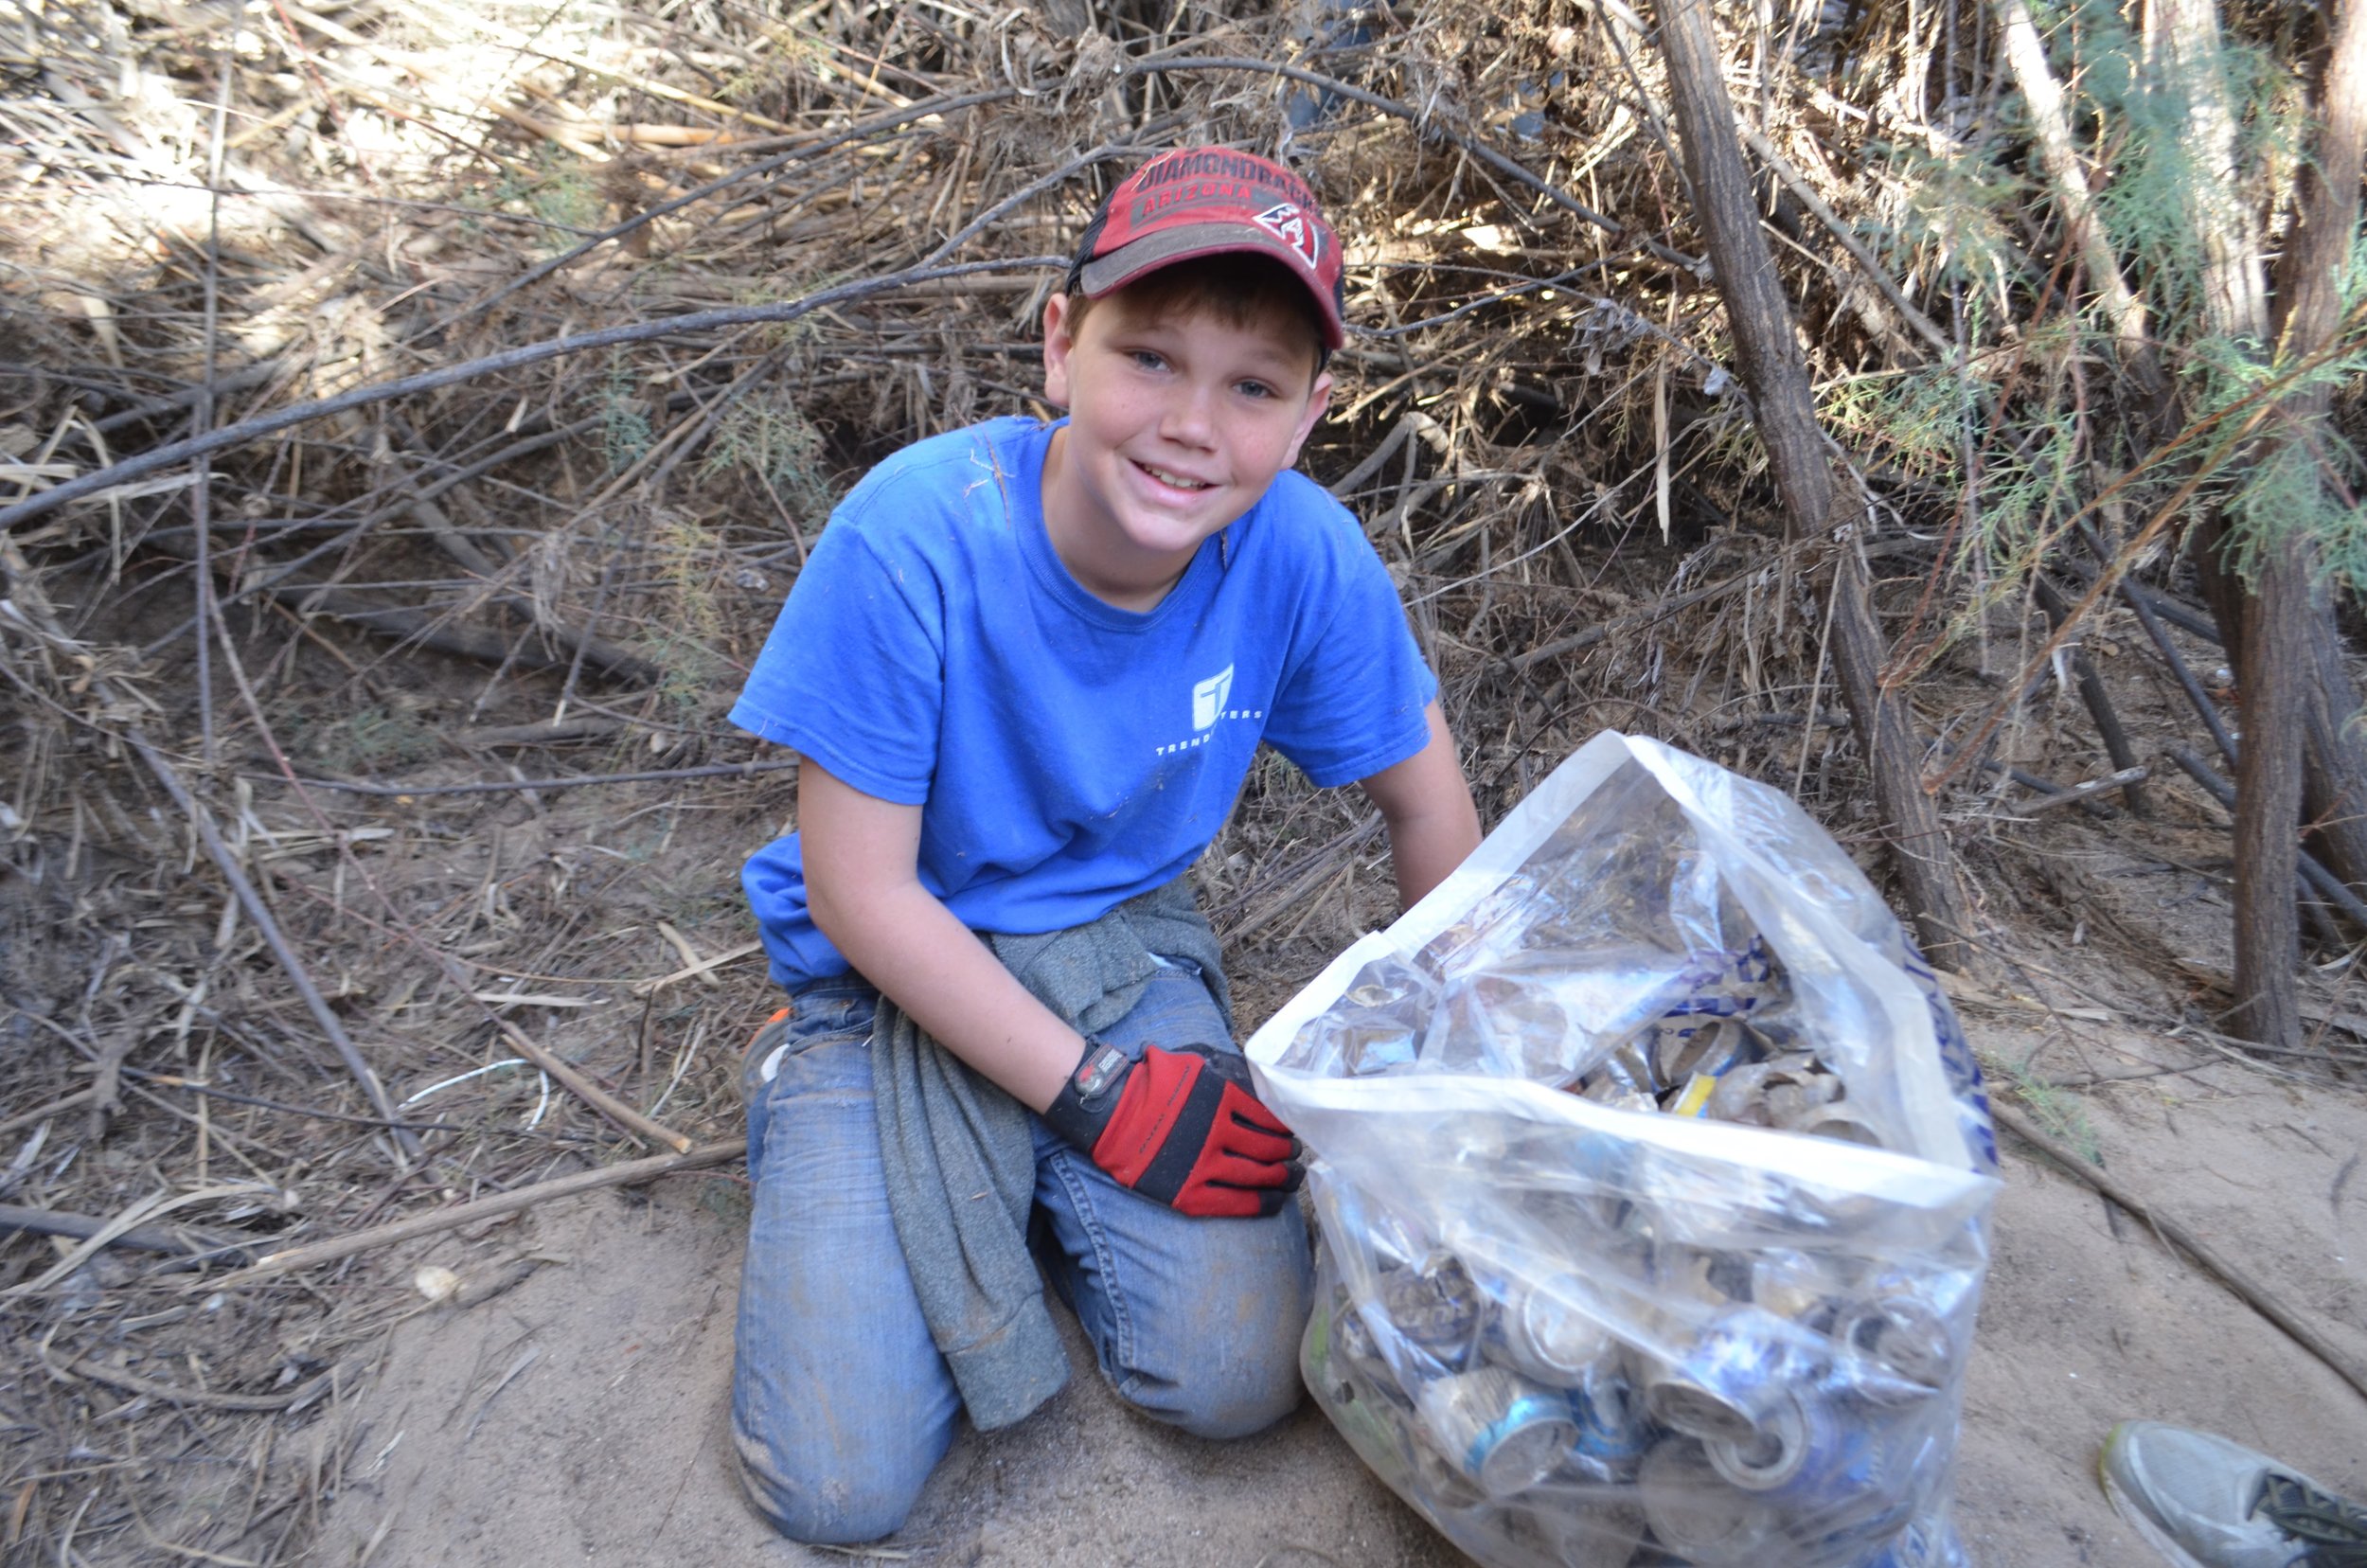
<box><xmin>33</xmin><ymin>1347</ymin><xmax>337</xmax><ymax>1413</ymax></box>
<box><xmin>1992</xmin><ymin>1099</ymin><xmax>2367</xmax><ymax>1409</ymax></box>
<box><xmin>0</xmin><ymin>258</ymin><xmax>1066</xmax><ymax>530</ymax></box>
<box><xmin>493</xmin><ymin>1022</ymin><xmax>691</xmax><ymax>1153</ymax></box>
<box><xmin>132</xmin><ymin>737</ymin><xmax>422</xmax><ymax>1162</ymax></box>
<box><xmin>276</xmin><ymin>758</ymin><xmax>800</xmax><ymax>796</ymax></box>
<box><xmin>206</xmin><ymin>1141</ymin><xmax>741</xmax><ymax>1288</ymax></box>
<box><xmin>1653</xmin><ymin>0</ymin><xmax>1973</xmax><ymax>970</ymax></box>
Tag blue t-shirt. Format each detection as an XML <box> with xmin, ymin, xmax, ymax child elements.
<box><xmin>729</xmin><ymin>416</ymin><xmax>1438</xmax><ymax>985</ymax></box>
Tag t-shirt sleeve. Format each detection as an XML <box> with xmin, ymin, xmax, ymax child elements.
<box><xmin>1260</xmin><ymin>518</ymin><xmax>1440</xmax><ymax>789</ymax></box>
<box><xmin>726</xmin><ymin>518</ymin><xmax>944</xmax><ymax>806</ymax></box>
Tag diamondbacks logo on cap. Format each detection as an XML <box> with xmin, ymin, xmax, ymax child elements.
<box><xmin>1252</xmin><ymin>203</ymin><xmax>1322</xmax><ymax>270</ymax></box>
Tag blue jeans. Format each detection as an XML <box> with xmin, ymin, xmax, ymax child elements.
<box><xmin>730</xmin><ymin>963</ymin><xmax>1314</xmax><ymax>1544</ymax></box>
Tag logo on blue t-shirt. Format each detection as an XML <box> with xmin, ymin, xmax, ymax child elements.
<box><xmin>1157</xmin><ymin>663</ymin><xmax>1262</xmax><ymax>757</ymax></box>
<box><xmin>1192</xmin><ymin>664</ymin><xmax>1235</xmax><ymax>730</ymax></box>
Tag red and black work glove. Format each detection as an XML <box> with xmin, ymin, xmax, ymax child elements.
<box><xmin>1041</xmin><ymin>1041</ymin><xmax>1302</xmax><ymax>1219</ymax></box>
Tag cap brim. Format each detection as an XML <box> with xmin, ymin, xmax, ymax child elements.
<box><xmin>1076</xmin><ymin>223</ymin><xmax>1345</xmax><ymax>349</ymax></box>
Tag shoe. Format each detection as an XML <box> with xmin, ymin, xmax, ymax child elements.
<box><xmin>2100</xmin><ymin>1421</ymin><xmax>2367</xmax><ymax>1568</ymax></box>
<box><xmin>739</xmin><ymin>1006</ymin><xmax>794</xmax><ymax>1104</ymax></box>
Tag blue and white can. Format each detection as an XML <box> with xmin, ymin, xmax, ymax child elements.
<box><xmin>1640</xmin><ymin>1311</ymin><xmax>1794</xmax><ymax>1442</ymax></box>
<box><xmin>1565</xmin><ymin>1354</ymin><xmax>1650</xmax><ymax>1483</ymax></box>
<box><xmin>1415</xmin><ymin>1364</ymin><xmax>1582</xmax><ymax>1500</ymax></box>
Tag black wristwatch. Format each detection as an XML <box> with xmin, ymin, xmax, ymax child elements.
<box><xmin>1043</xmin><ymin>1038</ymin><xmax>1130</xmax><ymax>1150</ymax></box>
<box><xmin>1069</xmin><ymin>1039</ymin><xmax>1130</xmax><ymax>1102</ymax></box>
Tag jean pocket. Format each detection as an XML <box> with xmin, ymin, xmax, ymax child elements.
<box><xmin>748</xmin><ymin>980</ymin><xmax>878</xmax><ymax>1093</ymax></box>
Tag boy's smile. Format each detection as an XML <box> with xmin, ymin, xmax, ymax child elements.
<box><xmin>1039</xmin><ymin>289</ymin><xmax>1331</xmax><ymax>613</ymax></box>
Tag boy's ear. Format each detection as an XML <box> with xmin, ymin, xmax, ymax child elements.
<box><xmin>1041</xmin><ymin>292</ymin><xmax>1077</xmax><ymax>409</ymax></box>
<box><xmin>1281</xmin><ymin>369</ymin><xmax>1333</xmax><ymax>472</ymax></box>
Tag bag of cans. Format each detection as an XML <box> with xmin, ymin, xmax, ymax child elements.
<box><xmin>1247</xmin><ymin>733</ymin><xmax>1998</xmax><ymax>1568</ymax></box>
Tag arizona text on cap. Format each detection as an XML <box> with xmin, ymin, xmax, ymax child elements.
<box><xmin>1071</xmin><ymin>147</ymin><xmax>1347</xmax><ymax>349</ymax></box>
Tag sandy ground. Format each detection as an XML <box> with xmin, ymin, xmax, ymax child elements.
<box><xmin>311</xmin><ymin>1007</ymin><xmax>2367</xmax><ymax>1568</ymax></box>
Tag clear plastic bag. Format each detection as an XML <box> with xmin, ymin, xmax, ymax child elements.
<box><xmin>1247</xmin><ymin>734</ymin><xmax>1998</xmax><ymax>1568</ymax></box>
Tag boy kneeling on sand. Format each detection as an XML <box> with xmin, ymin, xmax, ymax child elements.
<box><xmin>724</xmin><ymin>146</ymin><xmax>1482</xmax><ymax>1544</ymax></box>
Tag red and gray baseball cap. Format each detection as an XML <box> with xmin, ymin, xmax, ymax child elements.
<box><xmin>1068</xmin><ymin>146</ymin><xmax>1347</xmax><ymax>350</ymax></box>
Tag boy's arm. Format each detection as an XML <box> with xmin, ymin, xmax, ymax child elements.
<box><xmin>799</xmin><ymin>760</ymin><xmax>1081</xmax><ymax>1112</ymax></box>
<box><xmin>1358</xmin><ymin>701</ymin><xmax>1482</xmax><ymax>911</ymax></box>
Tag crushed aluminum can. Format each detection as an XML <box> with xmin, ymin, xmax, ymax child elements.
<box><xmin>1701</xmin><ymin>1389</ymin><xmax>1923</xmax><ymax>1559</ymax></box>
<box><xmin>1380</xmin><ymin>1252</ymin><xmax>1483</xmax><ymax>1373</ymax></box>
<box><xmin>1639</xmin><ymin>1310</ymin><xmax>1794</xmax><ymax>1442</ymax></box>
<box><xmin>1312</xmin><ymin>1287</ymin><xmax>1411</xmax><ymax>1401</ymax></box>
<box><xmin>1409</xmin><ymin>1425</ymin><xmax>1489</xmax><ymax>1514</ymax></box>
<box><xmin>1638</xmin><ymin>1435</ymin><xmax>1783</xmax><ymax>1568</ymax></box>
<box><xmin>1480</xmin><ymin>1272</ymin><xmax>1616</xmax><ymax>1386</ymax></box>
<box><xmin>1565</xmin><ymin>1353</ymin><xmax>1650</xmax><ymax>1483</ymax></box>
<box><xmin>1702</xmin><ymin>1389</ymin><xmax>1879</xmax><ymax>1494</ymax></box>
<box><xmin>1703</xmin><ymin>1051</ymin><xmax>1828</xmax><ymax>1125</ymax></box>
<box><xmin>1651</xmin><ymin>1015</ymin><xmax>1753</xmax><ymax>1087</ymax></box>
<box><xmin>1415</xmin><ymin>1364</ymin><xmax>1582</xmax><ymax>1500</ymax></box>
<box><xmin>1833</xmin><ymin>1292</ymin><xmax>1953</xmax><ymax>1404</ymax></box>
<box><xmin>1585</xmin><ymin>1040</ymin><xmax>1661</xmax><ymax>1099</ymax></box>
<box><xmin>1749</xmin><ymin>1249</ymin><xmax>1859</xmax><ymax>1329</ymax></box>
<box><xmin>1791</xmin><ymin>1100</ymin><xmax>1893</xmax><ymax>1150</ymax></box>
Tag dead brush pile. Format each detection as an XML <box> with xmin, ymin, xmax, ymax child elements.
<box><xmin>1</xmin><ymin>0</ymin><xmax>2357</xmax><ymax>1559</ymax></box>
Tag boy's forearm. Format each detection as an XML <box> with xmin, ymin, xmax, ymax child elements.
<box><xmin>1361</xmin><ymin>703</ymin><xmax>1483</xmax><ymax>910</ymax></box>
<box><xmin>1382</xmin><ymin>798</ymin><xmax>1483</xmax><ymax>909</ymax></box>
<box><xmin>813</xmin><ymin>880</ymin><xmax>1084</xmax><ymax>1113</ymax></box>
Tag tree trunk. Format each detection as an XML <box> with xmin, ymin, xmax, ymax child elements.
<box><xmin>1654</xmin><ymin>0</ymin><xmax>1974</xmax><ymax>970</ymax></box>
<box><xmin>2283</xmin><ymin>0</ymin><xmax>2367</xmax><ymax>906</ymax></box>
<box><xmin>2166</xmin><ymin>0</ymin><xmax>2367</xmax><ymax>1049</ymax></box>
<box><xmin>2232</xmin><ymin>541</ymin><xmax>2306</xmax><ymax>1046</ymax></box>
<box><xmin>2302</xmin><ymin>617</ymin><xmax>2367</xmax><ymax>892</ymax></box>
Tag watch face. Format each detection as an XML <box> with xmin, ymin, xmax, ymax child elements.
<box><xmin>1076</xmin><ymin>1043</ymin><xmax>1130</xmax><ymax>1100</ymax></box>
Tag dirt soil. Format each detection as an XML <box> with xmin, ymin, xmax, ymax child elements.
<box><xmin>309</xmin><ymin>984</ymin><xmax>2367</xmax><ymax>1567</ymax></box>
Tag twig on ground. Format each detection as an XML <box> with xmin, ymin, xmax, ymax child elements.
<box><xmin>0</xmin><ymin>1203</ymin><xmax>252</xmax><ymax>1263</ymax></box>
<box><xmin>265</xmin><ymin>757</ymin><xmax>798</xmax><ymax>796</ymax></box>
<box><xmin>32</xmin><ymin>1345</ymin><xmax>334</xmax><ymax>1412</ymax></box>
<box><xmin>631</xmin><ymin>940</ymin><xmax>764</xmax><ymax>997</ymax></box>
<box><xmin>1991</xmin><ymin>1098</ymin><xmax>2367</xmax><ymax>1409</ymax></box>
<box><xmin>492</xmin><ymin>1021</ymin><xmax>692</xmax><ymax>1153</ymax></box>
<box><xmin>131</xmin><ymin>736</ymin><xmax>421</xmax><ymax>1162</ymax></box>
<box><xmin>2015</xmin><ymin>765</ymin><xmax>2149</xmax><ymax>815</ymax></box>
<box><xmin>205</xmin><ymin>1141</ymin><xmax>740</xmax><ymax>1287</ymax></box>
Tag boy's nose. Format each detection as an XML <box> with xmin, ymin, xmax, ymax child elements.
<box><xmin>1159</xmin><ymin>383</ymin><xmax>1219</xmax><ymax>447</ymax></box>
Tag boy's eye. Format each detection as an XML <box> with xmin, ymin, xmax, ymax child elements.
<box><xmin>1130</xmin><ymin>350</ymin><xmax>1167</xmax><ymax>371</ymax></box>
<box><xmin>1235</xmin><ymin>380</ymin><xmax>1277</xmax><ymax>400</ymax></box>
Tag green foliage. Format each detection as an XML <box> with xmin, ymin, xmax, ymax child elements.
<box><xmin>630</xmin><ymin>511</ymin><xmax>729</xmax><ymax>724</ymax></box>
<box><xmin>305</xmin><ymin>704</ymin><xmax>439</xmax><ymax>775</ymax></box>
<box><xmin>2003</xmin><ymin>1063</ymin><xmax>2102</xmax><ymax>1166</ymax></box>
<box><xmin>700</xmin><ymin>391</ymin><xmax>835</xmax><ymax>526</ymax></box>
<box><xmin>1822</xmin><ymin>363</ymin><xmax>1971</xmax><ymax>479</ymax></box>
<box><xmin>523</xmin><ymin>146</ymin><xmax>603</xmax><ymax>234</ymax></box>
<box><xmin>1871</xmin><ymin>136</ymin><xmax>2027</xmax><ymax>300</ymax></box>
<box><xmin>1849</xmin><ymin>0</ymin><xmax>2367</xmax><ymax>597</ymax></box>
<box><xmin>2223</xmin><ymin>422</ymin><xmax>2367</xmax><ymax>584</ymax></box>
<box><xmin>599</xmin><ymin>356</ymin><xmax>654</xmax><ymax>474</ymax></box>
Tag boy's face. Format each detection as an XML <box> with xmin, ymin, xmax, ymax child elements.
<box><xmin>1039</xmin><ymin>284</ymin><xmax>1331</xmax><ymax>612</ymax></box>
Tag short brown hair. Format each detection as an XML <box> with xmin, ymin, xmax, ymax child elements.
<box><xmin>1060</xmin><ymin>252</ymin><xmax>1331</xmax><ymax>379</ymax></box>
